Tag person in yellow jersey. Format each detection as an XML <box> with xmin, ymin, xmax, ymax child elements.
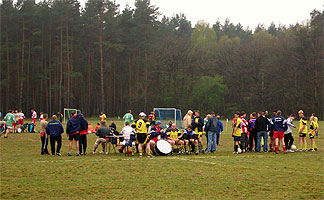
<box><xmin>232</xmin><ymin>112</ymin><xmax>242</xmax><ymax>154</ymax></box>
<box><xmin>308</xmin><ymin>115</ymin><xmax>318</xmax><ymax>152</ymax></box>
<box><xmin>100</xmin><ymin>112</ymin><xmax>107</xmax><ymax>122</ymax></box>
<box><xmin>191</xmin><ymin>110</ymin><xmax>205</xmax><ymax>153</ymax></box>
<box><xmin>166</xmin><ymin>124</ymin><xmax>185</xmax><ymax>155</ymax></box>
<box><xmin>297</xmin><ymin>110</ymin><xmax>308</xmax><ymax>152</ymax></box>
<box><xmin>132</xmin><ymin>112</ymin><xmax>150</xmax><ymax>157</ymax></box>
<box><xmin>311</xmin><ymin>113</ymin><xmax>319</xmax><ymax>138</ymax></box>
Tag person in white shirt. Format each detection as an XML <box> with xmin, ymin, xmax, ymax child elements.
<box><xmin>118</xmin><ymin>122</ymin><xmax>136</xmax><ymax>155</ymax></box>
<box><xmin>17</xmin><ymin>109</ymin><xmax>25</xmax><ymax>131</ymax></box>
<box><xmin>284</xmin><ymin>114</ymin><xmax>296</xmax><ymax>152</ymax></box>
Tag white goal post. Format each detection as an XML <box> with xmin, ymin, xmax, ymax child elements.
<box><xmin>153</xmin><ymin>108</ymin><xmax>183</xmax><ymax>129</ymax></box>
<box><xmin>63</xmin><ymin>108</ymin><xmax>81</xmax><ymax>123</ymax></box>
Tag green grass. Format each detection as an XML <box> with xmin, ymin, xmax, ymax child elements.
<box><xmin>1</xmin><ymin>119</ymin><xmax>323</xmax><ymax>199</ymax></box>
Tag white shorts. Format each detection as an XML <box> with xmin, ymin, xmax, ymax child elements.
<box><xmin>7</xmin><ymin>126</ymin><xmax>12</xmax><ymax>129</ymax></box>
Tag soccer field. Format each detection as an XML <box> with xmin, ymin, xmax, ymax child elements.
<box><xmin>1</xmin><ymin>119</ymin><xmax>323</xmax><ymax>199</ymax></box>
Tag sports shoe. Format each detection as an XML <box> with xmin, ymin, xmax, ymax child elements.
<box><xmin>296</xmin><ymin>149</ymin><xmax>302</xmax><ymax>152</ymax></box>
<box><xmin>147</xmin><ymin>155</ymin><xmax>154</xmax><ymax>158</ymax></box>
<box><xmin>311</xmin><ymin>149</ymin><xmax>315</xmax><ymax>152</ymax></box>
<box><xmin>284</xmin><ymin>151</ymin><xmax>287</xmax><ymax>154</ymax></box>
<box><xmin>76</xmin><ymin>153</ymin><xmax>80</xmax><ymax>156</ymax></box>
<box><xmin>99</xmin><ymin>151</ymin><xmax>104</xmax><ymax>154</ymax></box>
<box><xmin>4</xmin><ymin>135</ymin><xmax>8</xmax><ymax>138</ymax></box>
<box><xmin>92</xmin><ymin>151</ymin><xmax>96</xmax><ymax>154</ymax></box>
<box><xmin>67</xmin><ymin>152</ymin><xmax>72</xmax><ymax>156</ymax></box>
<box><xmin>119</xmin><ymin>149</ymin><xmax>123</xmax><ymax>153</ymax></box>
<box><xmin>139</xmin><ymin>155</ymin><xmax>143</xmax><ymax>158</ymax></box>
<box><xmin>302</xmin><ymin>150</ymin><xmax>307</xmax><ymax>152</ymax></box>
<box><xmin>56</xmin><ymin>153</ymin><xmax>62</xmax><ymax>156</ymax></box>
<box><xmin>314</xmin><ymin>147</ymin><xmax>318</xmax><ymax>151</ymax></box>
<box><xmin>275</xmin><ymin>151</ymin><xmax>279</xmax><ymax>154</ymax></box>
<box><xmin>196</xmin><ymin>153</ymin><xmax>199</xmax><ymax>155</ymax></box>
<box><xmin>308</xmin><ymin>149</ymin><xmax>313</xmax><ymax>152</ymax></box>
<box><xmin>233</xmin><ymin>151</ymin><xmax>238</xmax><ymax>154</ymax></box>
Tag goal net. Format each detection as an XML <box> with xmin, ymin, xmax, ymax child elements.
<box><xmin>153</xmin><ymin>108</ymin><xmax>183</xmax><ymax>129</ymax></box>
<box><xmin>64</xmin><ymin>108</ymin><xmax>81</xmax><ymax>123</ymax></box>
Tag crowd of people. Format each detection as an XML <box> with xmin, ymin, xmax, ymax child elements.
<box><xmin>0</xmin><ymin>108</ymin><xmax>320</xmax><ymax>157</ymax></box>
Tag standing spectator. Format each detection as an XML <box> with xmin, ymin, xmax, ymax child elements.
<box><xmin>204</xmin><ymin>114</ymin><xmax>211</xmax><ymax>148</ymax></box>
<box><xmin>31</xmin><ymin>109</ymin><xmax>37</xmax><ymax>124</ymax></box>
<box><xmin>254</xmin><ymin>112</ymin><xmax>269</xmax><ymax>153</ymax></box>
<box><xmin>232</xmin><ymin>112</ymin><xmax>242</xmax><ymax>154</ymax></box>
<box><xmin>17</xmin><ymin>109</ymin><xmax>25</xmax><ymax>131</ymax></box>
<box><xmin>240</xmin><ymin>112</ymin><xmax>249</xmax><ymax>152</ymax></box>
<box><xmin>248</xmin><ymin>112</ymin><xmax>257</xmax><ymax>151</ymax></box>
<box><xmin>93</xmin><ymin>121</ymin><xmax>111</xmax><ymax>154</ymax></box>
<box><xmin>297</xmin><ymin>110</ymin><xmax>308</xmax><ymax>152</ymax></box>
<box><xmin>123</xmin><ymin>110</ymin><xmax>134</xmax><ymax>125</ymax></box>
<box><xmin>182</xmin><ymin>110</ymin><xmax>193</xmax><ymax>129</ymax></box>
<box><xmin>132</xmin><ymin>112</ymin><xmax>150</xmax><ymax>157</ymax></box>
<box><xmin>3</xmin><ymin>110</ymin><xmax>15</xmax><ymax>138</ymax></box>
<box><xmin>66</xmin><ymin>112</ymin><xmax>81</xmax><ymax>156</ymax></box>
<box><xmin>192</xmin><ymin>110</ymin><xmax>204</xmax><ymax>153</ymax></box>
<box><xmin>216</xmin><ymin>115</ymin><xmax>223</xmax><ymax>146</ymax></box>
<box><xmin>57</xmin><ymin>112</ymin><xmax>63</xmax><ymax>123</ymax></box>
<box><xmin>78</xmin><ymin>114</ymin><xmax>89</xmax><ymax>155</ymax></box>
<box><xmin>99</xmin><ymin>112</ymin><xmax>106</xmax><ymax>122</ymax></box>
<box><xmin>39</xmin><ymin>112</ymin><xmax>44</xmax><ymax>121</ymax></box>
<box><xmin>46</xmin><ymin>115</ymin><xmax>64</xmax><ymax>156</ymax></box>
<box><xmin>270</xmin><ymin>110</ymin><xmax>286</xmax><ymax>154</ymax></box>
<box><xmin>284</xmin><ymin>114</ymin><xmax>296</xmax><ymax>152</ymax></box>
<box><xmin>40</xmin><ymin>114</ymin><xmax>49</xmax><ymax>155</ymax></box>
<box><xmin>205</xmin><ymin>112</ymin><xmax>219</xmax><ymax>153</ymax></box>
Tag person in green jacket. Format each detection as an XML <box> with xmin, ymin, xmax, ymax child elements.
<box><xmin>123</xmin><ymin>110</ymin><xmax>134</xmax><ymax>125</ymax></box>
<box><xmin>4</xmin><ymin>110</ymin><xmax>15</xmax><ymax>138</ymax></box>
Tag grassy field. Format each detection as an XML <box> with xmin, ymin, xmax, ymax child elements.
<box><xmin>1</xmin><ymin>118</ymin><xmax>323</xmax><ymax>199</ymax></box>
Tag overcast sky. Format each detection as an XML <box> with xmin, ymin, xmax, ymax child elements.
<box><xmin>5</xmin><ymin>0</ymin><xmax>324</xmax><ymax>29</ymax></box>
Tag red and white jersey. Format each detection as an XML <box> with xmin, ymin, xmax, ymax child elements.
<box><xmin>32</xmin><ymin>111</ymin><xmax>37</xmax><ymax>119</ymax></box>
<box><xmin>240</xmin><ymin>117</ymin><xmax>248</xmax><ymax>133</ymax></box>
<box><xmin>18</xmin><ymin>113</ymin><xmax>25</xmax><ymax>119</ymax></box>
<box><xmin>39</xmin><ymin>114</ymin><xmax>44</xmax><ymax>121</ymax></box>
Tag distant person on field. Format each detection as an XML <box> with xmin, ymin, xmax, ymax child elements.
<box><xmin>109</xmin><ymin>120</ymin><xmax>117</xmax><ymax>131</ymax></box>
<box><xmin>192</xmin><ymin>110</ymin><xmax>204</xmax><ymax>153</ymax></box>
<box><xmin>3</xmin><ymin>110</ymin><xmax>15</xmax><ymax>138</ymax></box>
<box><xmin>284</xmin><ymin>114</ymin><xmax>296</xmax><ymax>152</ymax></box>
<box><xmin>148</xmin><ymin>111</ymin><xmax>156</xmax><ymax>126</ymax></box>
<box><xmin>78</xmin><ymin>114</ymin><xmax>89</xmax><ymax>155</ymax></box>
<box><xmin>66</xmin><ymin>112</ymin><xmax>81</xmax><ymax>156</ymax></box>
<box><xmin>297</xmin><ymin>110</ymin><xmax>308</xmax><ymax>152</ymax></box>
<box><xmin>100</xmin><ymin>112</ymin><xmax>107</xmax><ymax>122</ymax></box>
<box><xmin>31</xmin><ymin>109</ymin><xmax>37</xmax><ymax>132</ymax></box>
<box><xmin>205</xmin><ymin>112</ymin><xmax>220</xmax><ymax>153</ymax></box>
<box><xmin>216</xmin><ymin>115</ymin><xmax>223</xmax><ymax>146</ymax></box>
<box><xmin>39</xmin><ymin>112</ymin><xmax>44</xmax><ymax>121</ymax></box>
<box><xmin>17</xmin><ymin>109</ymin><xmax>25</xmax><ymax>131</ymax></box>
<box><xmin>93</xmin><ymin>121</ymin><xmax>111</xmax><ymax>154</ymax></box>
<box><xmin>12</xmin><ymin>110</ymin><xmax>18</xmax><ymax>133</ymax></box>
<box><xmin>46</xmin><ymin>115</ymin><xmax>64</xmax><ymax>156</ymax></box>
<box><xmin>119</xmin><ymin>122</ymin><xmax>136</xmax><ymax>155</ymax></box>
<box><xmin>270</xmin><ymin>110</ymin><xmax>287</xmax><ymax>154</ymax></box>
<box><xmin>123</xmin><ymin>110</ymin><xmax>134</xmax><ymax>125</ymax></box>
<box><xmin>182</xmin><ymin>110</ymin><xmax>193</xmax><ymax>129</ymax></box>
<box><xmin>40</xmin><ymin>114</ymin><xmax>49</xmax><ymax>155</ymax></box>
<box><xmin>254</xmin><ymin>112</ymin><xmax>269</xmax><ymax>153</ymax></box>
<box><xmin>232</xmin><ymin>112</ymin><xmax>242</xmax><ymax>154</ymax></box>
<box><xmin>204</xmin><ymin>114</ymin><xmax>211</xmax><ymax>147</ymax></box>
<box><xmin>57</xmin><ymin>112</ymin><xmax>63</xmax><ymax>123</ymax></box>
<box><xmin>308</xmin><ymin>115</ymin><xmax>318</xmax><ymax>152</ymax></box>
<box><xmin>94</xmin><ymin>123</ymin><xmax>100</xmax><ymax>131</ymax></box>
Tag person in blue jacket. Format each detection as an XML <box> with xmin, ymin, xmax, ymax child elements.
<box><xmin>46</xmin><ymin>115</ymin><xmax>64</xmax><ymax>156</ymax></box>
<box><xmin>216</xmin><ymin>115</ymin><xmax>224</xmax><ymax>146</ymax></box>
<box><xmin>78</xmin><ymin>114</ymin><xmax>88</xmax><ymax>155</ymax></box>
<box><xmin>66</xmin><ymin>112</ymin><xmax>81</xmax><ymax>156</ymax></box>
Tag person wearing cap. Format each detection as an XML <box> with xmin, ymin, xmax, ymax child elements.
<box><xmin>132</xmin><ymin>112</ymin><xmax>150</xmax><ymax>157</ymax></box>
<box><xmin>145</xmin><ymin>121</ymin><xmax>163</xmax><ymax>157</ymax></box>
<box><xmin>297</xmin><ymin>110</ymin><xmax>308</xmax><ymax>152</ymax></box>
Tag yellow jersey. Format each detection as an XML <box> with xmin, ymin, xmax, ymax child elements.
<box><xmin>298</xmin><ymin>117</ymin><xmax>308</xmax><ymax>134</ymax></box>
<box><xmin>233</xmin><ymin>118</ymin><xmax>242</xmax><ymax>137</ymax></box>
<box><xmin>133</xmin><ymin>119</ymin><xmax>150</xmax><ymax>134</ymax></box>
<box><xmin>167</xmin><ymin>129</ymin><xmax>180</xmax><ymax>140</ymax></box>
<box><xmin>101</xmin><ymin>114</ymin><xmax>107</xmax><ymax>121</ymax></box>
<box><xmin>310</xmin><ymin>120</ymin><xmax>318</xmax><ymax>133</ymax></box>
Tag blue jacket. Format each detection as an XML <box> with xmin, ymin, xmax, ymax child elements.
<box><xmin>191</xmin><ymin>116</ymin><xmax>204</xmax><ymax>132</ymax></box>
<box><xmin>77</xmin><ymin>114</ymin><xmax>88</xmax><ymax>131</ymax></box>
<box><xmin>271</xmin><ymin>115</ymin><xmax>285</xmax><ymax>131</ymax></box>
<box><xmin>66</xmin><ymin>116</ymin><xmax>81</xmax><ymax>135</ymax></box>
<box><xmin>46</xmin><ymin>120</ymin><xmax>64</xmax><ymax>136</ymax></box>
<box><xmin>149</xmin><ymin>126</ymin><xmax>163</xmax><ymax>140</ymax></box>
<box><xmin>217</xmin><ymin>121</ymin><xmax>223</xmax><ymax>134</ymax></box>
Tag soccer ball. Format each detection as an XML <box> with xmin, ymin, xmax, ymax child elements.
<box><xmin>290</xmin><ymin>145</ymin><xmax>297</xmax><ymax>150</ymax></box>
<box><xmin>238</xmin><ymin>148</ymin><xmax>242</xmax><ymax>154</ymax></box>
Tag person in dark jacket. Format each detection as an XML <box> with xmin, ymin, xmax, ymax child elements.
<box><xmin>46</xmin><ymin>115</ymin><xmax>64</xmax><ymax>156</ymax></box>
<box><xmin>205</xmin><ymin>112</ymin><xmax>220</xmax><ymax>153</ymax></box>
<box><xmin>78</xmin><ymin>114</ymin><xmax>88</xmax><ymax>155</ymax></box>
<box><xmin>93</xmin><ymin>121</ymin><xmax>112</xmax><ymax>154</ymax></box>
<box><xmin>192</xmin><ymin>111</ymin><xmax>204</xmax><ymax>153</ymax></box>
<box><xmin>66</xmin><ymin>112</ymin><xmax>81</xmax><ymax>156</ymax></box>
<box><xmin>254</xmin><ymin>112</ymin><xmax>270</xmax><ymax>153</ymax></box>
<box><xmin>270</xmin><ymin>110</ymin><xmax>286</xmax><ymax>154</ymax></box>
<box><xmin>146</xmin><ymin>121</ymin><xmax>163</xmax><ymax>158</ymax></box>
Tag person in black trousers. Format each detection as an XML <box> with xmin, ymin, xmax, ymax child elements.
<box><xmin>46</xmin><ymin>115</ymin><xmax>64</xmax><ymax>156</ymax></box>
<box><xmin>78</xmin><ymin>114</ymin><xmax>88</xmax><ymax>155</ymax></box>
<box><xmin>248</xmin><ymin>112</ymin><xmax>258</xmax><ymax>152</ymax></box>
<box><xmin>40</xmin><ymin>114</ymin><xmax>49</xmax><ymax>155</ymax></box>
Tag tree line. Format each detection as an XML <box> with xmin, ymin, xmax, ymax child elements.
<box><xmin>1</xmin><ymin>0</ymin><xmax>323</xmax><ymax>118</ymax></box>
